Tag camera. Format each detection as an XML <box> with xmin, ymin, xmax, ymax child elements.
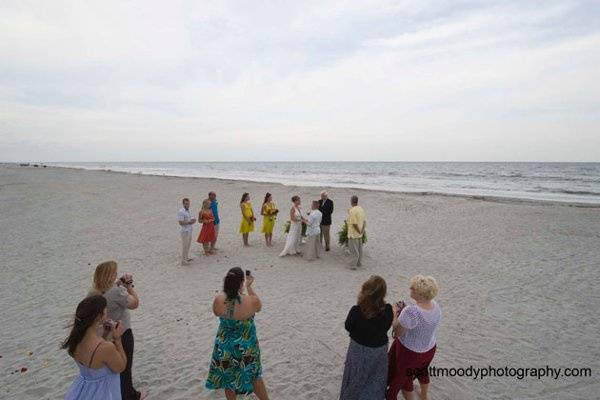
<box><xmin>245</xmin><ymin>270</ymin><xmax>251</xmax><ymax>277</ymax></box>
<box><xmin>119</xmin><ymin>273</ymin><xmax>134</xmax><ymax>287</ymax></box>
<box><xmin>103</xmin><ymin>319</ymin><xmax>118</xmax><ymax>331</ymax></box>
<box><xmin>395</xmin><ymin>301</ymin><xmax>406</xmax><ymax>316</ymax></box>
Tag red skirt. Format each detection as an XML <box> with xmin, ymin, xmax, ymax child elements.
<box><xmin>197</xmin><ymin>222</ymin><xmax>216</xmax><ymax>243</ymax></box>
<box><xmin>386</xmin><ymin>338</ymin><xmax>436</xmax><ymax>397</ymax></box>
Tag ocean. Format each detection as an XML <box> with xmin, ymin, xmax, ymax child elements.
<box><xmin>49</xmin><ymin>162</ymin><xmax>600</xmax><ymax>204</ymax></box>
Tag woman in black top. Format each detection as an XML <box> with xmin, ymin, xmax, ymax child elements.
<box><xmin>340</xmin><ymin>275</ymin><xmax>393</xmax><ymax>400</ymax></box>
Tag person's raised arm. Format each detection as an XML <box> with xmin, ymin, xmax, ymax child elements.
<box><xmin>125</xmin><ymin>284</ymin><xmax>140</xmax><ymax>310</ymax></box>
<box><xmin>245</xmin><ymin>276</ymin><xmax>262</xmax><ymax>313</ymax></box>
<box><xmin>100</xmin><ymin>322</ymin><xmax>127</xmax><ymax>373</ymax></box>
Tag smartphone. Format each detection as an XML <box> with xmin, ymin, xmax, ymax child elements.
<box><xmin>245</xmin><ymin>270</ymin><xmax>251</xmax><ymax>277</ymax></box>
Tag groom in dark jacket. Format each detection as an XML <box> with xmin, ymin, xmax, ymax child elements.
<box><xmin>318</xmin><ymin>191</ymin><xmax>334</xmax><ymax>251</ymax></box>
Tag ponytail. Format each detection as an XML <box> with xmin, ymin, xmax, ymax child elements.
<box><xmin>223</xmin><ymin>267</ymin><xmax>244</xmax><ymax>300</ymax></box>
<box><xmin>61</xmin><ymin>295</ymin><xmax>107</xmax><ymax>356</ymax></box>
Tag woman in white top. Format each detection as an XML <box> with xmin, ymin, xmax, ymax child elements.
<box><xmin>387</xmin><ymin>275</ymin><xmax>441</xmax><ymax>400</ymax></box>
<box><xmin>90</xmin><ymin>261</ymin><xmax>146</xmax><ymax>400</ymax></box>
<box><xmin>279</xmin><ymin>196</ymin><xmax>307</xmax><ymax>257</ymax></box>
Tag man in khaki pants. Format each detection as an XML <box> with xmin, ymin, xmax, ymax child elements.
<box><xmin>177</xmin><ymin>198</ymin><xmax>196</xmax><ymax>265</ymax></box>
<box><xmin>347</xmin><ymin>195</ymin><xmax>365</xmax><ymax>269</ymax></box>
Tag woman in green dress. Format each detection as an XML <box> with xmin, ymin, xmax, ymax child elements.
<box><xmin>206</xmin><ymin>267</ymin><xmax>270</xmax><ymax>400</ymax></box>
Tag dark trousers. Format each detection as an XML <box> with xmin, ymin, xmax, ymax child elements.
<box><xmin>121</xmin><ymin>329</ymin><xmax>140</xmax><ymax>400</ymax></box>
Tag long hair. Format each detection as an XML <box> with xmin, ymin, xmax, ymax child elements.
<box><xmin>223</xmin><ymin>267</ymin><xmax>244</xmax><ymax>300</ymax></box>
<box><xmin>240</xmin><ymin>193</ymin><xmax>249</xmax><ymax>204</ymax></box>
<box><xmin>263</xmin><ymin>192</ymin><xmax>271</xmax><ymax>206</ymax></box>
<box><xmin>92</xmin><ymin>261</ymin><xmax>117</xmax><ymax>294</ymax></box>
<box><xmin>202</xmin><ymin>198</ymin><xmax>211</xmax><ymax>210</ymax></box>
<box><xmin>357</xmin><ymin>275</ymin><xmax>387</xmax><ymax>319</ymax></box>
<box><xmin>61</xmin><ymin>295</ymin><xmax>107</xmax><ymax>356</ymax></box>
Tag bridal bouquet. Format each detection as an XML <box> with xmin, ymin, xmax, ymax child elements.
<box><xmin>337</xmin><ymin>220</ymin><xmax>367</xmax><ymax>246</ymax></box>
<box><xmin>283</xmin><ymin>220</ymin><xmax>307</xmax><ymax>237</ymax></box>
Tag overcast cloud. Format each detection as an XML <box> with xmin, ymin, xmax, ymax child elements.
<box><xmin>1</xmin><ymin>0</ymin><xmax>599</xmax><ymax>161</ymax></box>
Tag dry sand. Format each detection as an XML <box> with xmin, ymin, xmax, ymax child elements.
<box><xmin>1</xmin><ymin>164</ymin><xmax>599</xmax><ymax>400</ymax></box>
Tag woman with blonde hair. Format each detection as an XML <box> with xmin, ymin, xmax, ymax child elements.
<box><xmin>340</xmin><ymin>275</ymin><xmax>393</xmax><ymax>400</ymax></box>
<box><xmin>197</xmin><ymin>198</ymin><xmax>217</xmax><ymax>255</ymax></box>
<box><xmin>91</xmin><ymin>261</ymin><xmax>146</xmax><ymax>400</ymax></box>
<box><xmin>386</xmin><ymin>275</ymin><xmax>441</xmax><ymax>400</ymax></box>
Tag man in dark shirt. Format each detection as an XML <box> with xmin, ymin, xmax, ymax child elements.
<box><xmin>318</xmin><ymin>191</ymin><xmax>334</xmax><ymax>251</ymax></box>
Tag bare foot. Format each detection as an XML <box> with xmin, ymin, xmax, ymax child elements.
<box><xmin>139</xmin><ymin>389</ymin><xmax>149</xmax><ymax>400</ymax></box>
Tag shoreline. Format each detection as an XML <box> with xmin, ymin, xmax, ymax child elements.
<box><xmin>29</xmin><ymin>163</ymin><xmax>600</xmax><ymax>209</ymax></box>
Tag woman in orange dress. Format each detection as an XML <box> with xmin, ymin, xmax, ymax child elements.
<box><xmin>197</xmin><ymin>199</ymin><xmax>217</xmax><ymax>255</ymax></box>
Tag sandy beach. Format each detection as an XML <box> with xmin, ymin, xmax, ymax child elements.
<box><xmin>1</xmin><ymin>164</ymin><xmax>599</xmax><ymax>400</ymax></box>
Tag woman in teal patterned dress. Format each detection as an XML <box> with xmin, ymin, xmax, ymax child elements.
<box><xmin>206</xmin><ymin>267</ymin><xmax>270</xmax><ymax>400</ymax></box>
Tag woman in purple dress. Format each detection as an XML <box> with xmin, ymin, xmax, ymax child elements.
<box><xmin>63</xmin><ymin>295</ymin><xmax>127</xmax><ymax>400</ymax></box>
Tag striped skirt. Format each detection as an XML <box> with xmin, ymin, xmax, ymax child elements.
<box><xmin>340</xmin><ymin>339</ymin><xmax>388</xmax><ymax>400</ymax></box>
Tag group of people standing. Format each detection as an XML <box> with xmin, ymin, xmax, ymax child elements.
<box><xmin>204</xmin><ymin>271</ymin><xmax>441</xmax><ymax>400</ymax></box>
<box><xmin>177</xmin><ymin>192</ymin><xmax>220</xmax><ymax>265</ymax></box>
<box><xmin>177</xmin><ymin>190</ymin><xmax>366</xmax><ymax>268</ymax></box>
<box><xmin>63</xmin><ymin>261</ymin><xmax>146</xmax><ymax>400</ymax></box>
<box><xmin>61</xmin><ymin>261</ymin><xmax>440</xmax><ymax>400</ymax></box>
<box><xmin>341</xmin><ymin>274</ymin><xmax>441</xmax><ymax>400</ymax></box>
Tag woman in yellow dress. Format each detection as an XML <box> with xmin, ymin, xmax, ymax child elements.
<box><xmin>239</xmin><ymin>192</ymin><xmax>256</xmax><ymax>246</ymax></box>
<box><xmin>260</xmin><ymin>192</ymin><xmax>278</xmax><ymax>247</ymax></box>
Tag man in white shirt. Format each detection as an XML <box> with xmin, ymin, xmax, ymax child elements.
<box><xmin>305</xmin><ymin>200</ymin><xmax>323</xmax><ymax>261</ymax></box>
<box><xmin>177</xmin><ymin>198</ymin><xmax>196</xmax><ymax>265</ymax></box>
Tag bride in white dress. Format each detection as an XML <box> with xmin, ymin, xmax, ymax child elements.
<box><xmin>279</xmin><ymin>196</ymin><xmax>305</xmax><ymax>256</ymax></box>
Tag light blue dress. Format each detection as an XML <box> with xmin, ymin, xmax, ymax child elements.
<box><xmin>65</xmin><ymin>344</ymin><xmax>122</xmax><ymax>400</ymax></box>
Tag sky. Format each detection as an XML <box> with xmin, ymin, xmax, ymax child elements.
<box><xmin>1</xmin><ymin>0</ymin><xmax>599</xmax><ymax>162</ymax></box>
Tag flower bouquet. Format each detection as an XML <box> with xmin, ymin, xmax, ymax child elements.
<box><xmin>337</xmin><ymin>220</ymin><xmax>367</xmax><ymax>246</ymax></box>
<box><xmin>283</xmin><ymin>220</ymin><xmax>307</xmax><ymax>237</ymax></box>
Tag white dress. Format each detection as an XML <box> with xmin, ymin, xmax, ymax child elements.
<box><xmin>279</xmin><ymin>207</ymin><xmax>303</xmax><ymax>256</ymax></box>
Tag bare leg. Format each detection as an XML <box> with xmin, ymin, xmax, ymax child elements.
<box><xmin>224</xmin><ymin>389</ymin><xmax>236</xmax><ymax>400</ymax></box>
<box><xmin>210</xmin><ymin>241</ymin><xmax>216</xmax><ymax>252</ymax></box>
<box><xmin>213</xmin><ymin>224</ymin><xmax>219</xmax><ymax>249</ymax></box>
<box><xmin>243</xmin><ymin>233</ymin><xmax>249</xmax><ymax>246</ymax></box>
<box><xmin>252</xmin><ymin>378</ymin><xmax>270</xmax><ymax>400</ymax></box>
<box><xmin>202</xmin><ymin>243</ymin><xmax>211</xmax><ymax>255</ymax></box>
<box><xmin>264</xmin><ymin>233</ymin><xmax>269</xmax><ymax>245</ymax></box>
<box><xmin>417</xmin><ymin>383</ymin><xmax>428</xmax><ymax>400</ymax></box>
<box><xmin>401</xmin><ymin>390</ymin><xmax>415</xmax><ymax>400</ymax></box>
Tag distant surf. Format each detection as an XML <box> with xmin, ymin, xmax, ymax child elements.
<box><xmin>48</xmin><ymin>162</ymin><xmax>600</xmax><ymax>205</ymax></box>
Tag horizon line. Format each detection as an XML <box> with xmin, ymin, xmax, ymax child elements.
<box><xmin>5</xmin><ymin>160</ymin><xmax>600</xmax><ymax>164</ymax></box>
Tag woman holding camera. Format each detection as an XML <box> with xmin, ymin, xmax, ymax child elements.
<box><xmin>63</xmin><ymin>295</ymin><xmax>126</xmax><ymax>399</ymax></box>
<box><xmin>340</xmin><ymin>275</ymin><xmax>393</xmax><ymax>400</ymax></box>
<box><xmin>206</xmin><ymin>267</ymin><xmax>269</xmax><ymax>400</ymax></box>
<box><xmin>386</xmin><ymin>275</ymin><xmax>441</xmax><ymax>400</ymax></box>
<box><xmin>91</xmin><ymin>261</ymin><xmax>146</xmax><ymax>400</ymax></box>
